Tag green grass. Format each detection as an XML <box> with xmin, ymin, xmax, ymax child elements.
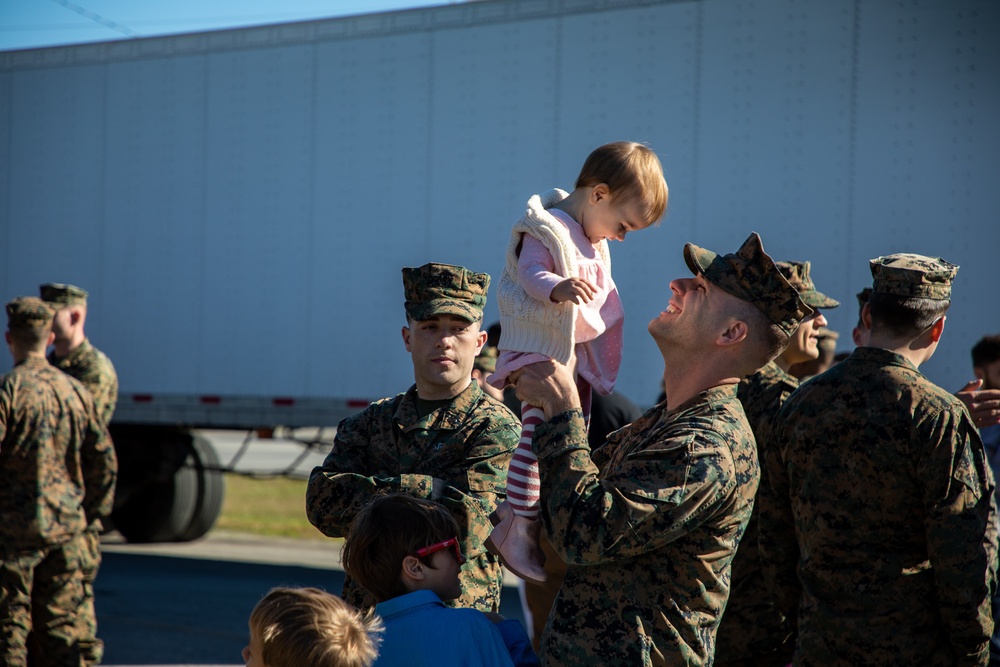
<box><xmin>215</xmin><ymin>474</ymin><xmax>328</xmax><ymax>540</ymax></box>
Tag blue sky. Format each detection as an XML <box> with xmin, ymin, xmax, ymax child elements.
<box><xmin>0</xmin><ymin>0</ymin><xmax>448</xmax><ymax>52</ymax></box>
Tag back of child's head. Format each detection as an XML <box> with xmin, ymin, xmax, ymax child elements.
<box><xmin>575</xmin><ymin>141</ymin><xmax>668</xmax><ymax>226</ymax></box>
<box><xmin>249</xmin><ymin>587</ymin><xmax>383</xmax><ymax>667</ymax></box>
<box><xmin>342</xmin><ymin>493</ymin><xmax>461</xmax><ymax>603</ymax></box>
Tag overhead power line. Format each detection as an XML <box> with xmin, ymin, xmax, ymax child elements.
<box><xmin>48</xmin><ymin>0</ymin><xmax>141</xmax><ymax>38</ymax></box>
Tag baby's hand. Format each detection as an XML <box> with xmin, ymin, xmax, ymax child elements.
<box><xmin>550</xmin><ymin>278</ymin><xmax>596</xmax><ymax>304</ymax></box>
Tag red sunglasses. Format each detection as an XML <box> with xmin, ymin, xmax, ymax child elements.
<box><xmin>414</xmin><ymin>537</ymin><xmax>466</xmax><ymax>564</ymax></box>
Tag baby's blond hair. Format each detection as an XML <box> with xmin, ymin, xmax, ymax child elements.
<box><xmin>575</xmin><ymin>141</ymin><xmax>669</xmax><ymax>226</ymax></box>
<box><xmin>249</xmin><ymin>587</ymin><xmax>383</xmax><ymax>667</ymax></box>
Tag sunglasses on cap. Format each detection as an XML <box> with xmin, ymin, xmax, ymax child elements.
<box><xmin>414</xmin><ymin>537</ymin><xmax>466</xmax><ymax>565</ymax></box>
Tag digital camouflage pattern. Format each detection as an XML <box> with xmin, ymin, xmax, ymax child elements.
<box><xmin>869</xmin><ymin>253</ymin><xmax>958</xmax><ymax>299</ymax></box>
<box><xmin>7</xmin><ymin>297</ymin><xmax>54</xmax><ymax>328</ymax></box>
<box><xmin>402</xmin><ymin>263</ymin><xmax>490</xmax><ymax>323</ymax></box>
<box><xmin>41</xmin><ymin>285</ymin><xmax>119</xmax><ymax>665</ymax></box>
<box><xmin>474</xmin><ymin>344</ymin><xmax>499</xmax><ymax>374</ymax></box>
<box><xmin>715</xmin><ymin>361</ymin><xmax>800</xmax><ymax>665</ymax></box>
<box><xmin>774</xmin><ymin>261</ymin><xmax>840</xmax><ymax>309</ymax></box>
<box><xmin>0</xmin><ymin>357</ymin><xmax>117</xmax><ymax>667</ymax></box>
<box><xmin>0</xmin><ymin>532</ymin><xmax>88</xmax><ymax>666</ymax></box>
<box><xmin>49</xmin><ymin>339</ymin><xmax>119</xmax><ymax>430</ymax></box>
<box><xmin>855</xmin><ymin>287</ymin><xmax>872</xmax><ymax>310</ymax></box>
<box><xmin>533</xmin><ymin>385</ymin><xmax>759</xmax><ymax>666</ymax></box>
<box><xmin>306</xmin><ymin>380</ymin><xmax>518</xmax><ymax>613</ymax></box>
<box><xmin>760</xmin><ymin>347</ymin><xmax>997</xmax><ymax>666</ymax></box>
<box><xmin>815</xmin><ymin>326</ymin><xmax>838</xmax><ymax>348</ymax></box>
<box><xmin>39</xmin><ymin>282</ymin><xmax>89</xmax><ymax>308</ymax></box>
<box><xmin>684</xmin><ymin>233</ymin><xmax>813</xmax><ymax>337</ymax></box>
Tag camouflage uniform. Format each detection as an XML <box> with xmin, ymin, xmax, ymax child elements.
<box><xmin>47</xmin><ymin>339</ymin><xmax>118</xmax><ymax>429</ymax></box>
<box><xmin>41</xmin><ymin>282</ymin><xmax>119</xmax><ymax>665</ymax></box>
<box><xmin>305</xmin><ymin>263</ymin><xmax>519</xmax><ymax>613</ymax></box>
<box><xmin>0</xmin><ymin>298</ymin><xmax>117</xmax><ymax>667</ymax></box>
<box><xmin>534</xmin><ymin>390</ymin><xmax>758</xmax><ymax>666</ymax></box>
<box><xmin>715</xmin><ymin>361</ymin><xmax>800</xmax><ymax>665</ymax></box>
<box><xmin>717</xmin><ymin>260</ymin><xmax>839</xmax><ymax>666</ymax></box>
<box><xmin>530</xmin><ymin>234</ymin><xmax>811</xmax><ymax>666</ymax></box>
<box><xmin>760</xmin><ymin>254</ymin><xmax>998</xmax><ymax>666</ymax></box>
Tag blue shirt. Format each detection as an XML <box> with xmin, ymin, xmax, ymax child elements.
<box><xmin>374</xmin><ymin>590</ymin><xmax>536</xmax><ymax>666</ymax></box>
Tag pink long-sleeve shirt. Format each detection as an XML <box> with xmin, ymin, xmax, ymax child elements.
<box><xmin>490</xmin><ymin>208</ymin><xmax>623</xmax><ymax>396</ymax></box>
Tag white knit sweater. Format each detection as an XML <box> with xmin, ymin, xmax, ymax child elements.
<box><xmin>496</xmin><ymin>189</ymin><xmax>611</xmax><ymax>364</ymax></box>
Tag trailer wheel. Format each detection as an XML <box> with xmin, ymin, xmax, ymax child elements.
<box><xmin>110</xmin><ymin>427</ymin><xmax>225</xmax><ymax>543</ymax></box>
<box><xmin>176</xmin><ymin>434</ymin><xmax>225</xmax><ymax>542</ymax></box>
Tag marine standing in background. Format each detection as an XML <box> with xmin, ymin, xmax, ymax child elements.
<box><xmin>41</xmin><ymin>283</ymin><xmax>119</xmax><ymax>428</ymax></box>
<box><xmin>716</xmin><ymin>260</ymin><xmax>839</xmax><ymax>667</ymax></box>
<box><xmin>306</xmin><ymin>263</ymin><xmax>519</xmax><ymax>613</ymax></box>
<box><xmin>760</xmin><ymin>254</ymin><xmax>997</xmax><ymax>666</ymax></box>
<box><xmin>509</xmin><ymin>234</ymin><xmax>812</xmax><ymax>666</ymax></box>
<box><xmin>0</xmin><ymin>298</ymin><xmax>117</xmax><ymax>667</ymax></box>
<box><xmin>40</xmin><ymin>282</ymin><xmax>119</xmax><ymax>665</ymax></box>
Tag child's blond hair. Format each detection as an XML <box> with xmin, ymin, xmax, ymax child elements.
<box><xmin>249</xmin><ymin>587</ymin><xmax>383</xmax><ymax>667</ymax></box>
<box><xmin>575</xmin><ymin>141</ymin><xmax>669</xmax><ymax>226</ymax></box>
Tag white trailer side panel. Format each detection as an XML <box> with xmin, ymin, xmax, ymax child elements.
<box><xmin>1</xmin><ymin>0</ymin><xmax>998</xmax><ymax>422</ymax></box>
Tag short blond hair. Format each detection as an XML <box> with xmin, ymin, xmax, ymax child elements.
<box><xmin>575</xmin><ymin>141</ymin><xmax>669</xmax><ymax>226</ymax></box>
<box><xmin>249</xmin><ymin>587</ymin><xmax>383</xmax><ymax>667</ymax></box>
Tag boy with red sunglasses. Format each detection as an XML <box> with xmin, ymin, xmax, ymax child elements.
<box><xmin>342</xmin><ymin>494</ymin><xmax>537</xmax><ymax>666</ymax></box>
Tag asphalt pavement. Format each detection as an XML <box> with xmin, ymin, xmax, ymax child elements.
<box><xmin>97</xmin><ymin>530</ymin><xmax>527</xmax><ymax>666</ymax></box>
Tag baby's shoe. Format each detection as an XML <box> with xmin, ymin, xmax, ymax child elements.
<box><xmin>485</xmin><ymin>510</ymin><xmax>547</xmax><ymax>583</ymax></box>
<box><xmin>489</xmin><ymin>500</ymin><xmax>511</xmax><ymax>527</ymax></box>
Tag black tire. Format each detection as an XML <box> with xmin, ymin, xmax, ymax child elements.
<box><xmin>109</xmin><ymin>427</ymin><xmax>225</xmax><ymax>543</ymax></box>
<box><xmin>111</xmin><ymin>431</ymin><xmax>199</xmax><ymax>543</ymax></box>
<box><xmin>176</xmin><ymin>434</ymin><xmax>225</xmax><ymax>542</ymax></box>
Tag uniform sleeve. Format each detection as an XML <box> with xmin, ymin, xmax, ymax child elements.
<box><xmin>304</xmin><ymin>403</ymin><xmax>518</xmax><ymax>548</ymax></box>
<box><xmin>434</xmin><ymin>420</ymin><xmax>518</xmax><ymax>557</ymax></box>
<box><xmin>518</xmin><ymin>234</ymin><xmax>564</xmax><ymax>302</ymax></box>
<box><xmin>80</xmin><ymin>405</ymin><xmax>118</xmax><ymax>524</ymax></box>
<box><xmin>86</xmin><ymin>371</ymin><xmax>118</xmax><ymax>430</ymax></box>
<box><xmin>757</xmin><ymin>408</ymin><xmax>803</xmax><ymax>620</ymax></box>
<box><xmin>0</xmin><ymin>377</ymin><xmax>11</xmax><ymax>445</ymax></box>
<box><xmin>304</xmin><ymin>408</ymin><xmax>433</xmax><ymax>538</ymax></box>
<box><xmin>533</xmin><ymin>408</ymin><xmax>738</xmax><ymax>565</ymax></box>
<box><xmin>920</xmin><ymin>407</ymin><xmax>997</xmax><ymax>665</ymax></box>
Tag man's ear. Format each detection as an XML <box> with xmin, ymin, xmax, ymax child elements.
<box><xmin>475</xmin><ymin>328</ymin><xmax>487</xmax><ymax>354</ymax></box>
<box><xmin>928</xmin><ymin>315</ymin><xmax>946</xmax><ymax>343</ymax></box>
<box><xmin>402</xmin><ymin>326</ymin><xmax>412</xmax><ymax>352</ymax></box>
<box><xmin>47</xmin><ymin>331</ymin><xmax>55</xmax><ymax>347</ymax></box>
<box><xmin>852</xmin><ymin>327</ymin><xmax>865</xmax><ymax>347</ymax></box>
<box><xmin>974</xmin><ymin>367</ymin><xmax>986</xmax><ymax>382</ymax></box>
<box><xmin>70</xmin><ymin>308</ymin><xmax>82</xmax><ymax>326</ymax></box>
<box><xmin>861</xmin><ymin>302</ymin><xmax>873</xmax><ymax>331</ymax></box>
<box><xmin>717</xmin><ymin>320</ymin><xmax>749</xmax><ymax>347</ymax></box>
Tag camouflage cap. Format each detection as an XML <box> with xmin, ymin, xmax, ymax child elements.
<box><xmin>869</xmin><ymin>253</ymin><xmax>958</xmax><ymax>300</ymax></box>
<box><xmin>856</xmin><ymin>287</ymin><xmax>873</xmax><ymax>310</ymax></box>
<box><xmin>6</xmin><ymin>297</ymin><xmax>54</xmax><ymax>330</ymax></box>
<box><xmin>40</xmin><ymin>283</ymin><xmax>89</xmax><ymax>308</ymax></box>
<box><xmin>402</xmin><ymin>263</ymin><xmax>490</xmax><ymax>322</ymax></box>
<box><xmin>474</xmin><ymin>345</ymin><xmax>499</xmax><ymax>374</ymax></box>
<box><xmin>816</xmin><ymin>327</ymin><xmax>840</xmax><ymax>352</ymax></box>
<box><xmin>684</xmin><ymin>232</ymin><xmax>814</xmax><ymax>337</ymax></box>
<box><xmin>775</xmin><ymin>261</ymin><xmax>840</xmax><ymax>309</ymax></box>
